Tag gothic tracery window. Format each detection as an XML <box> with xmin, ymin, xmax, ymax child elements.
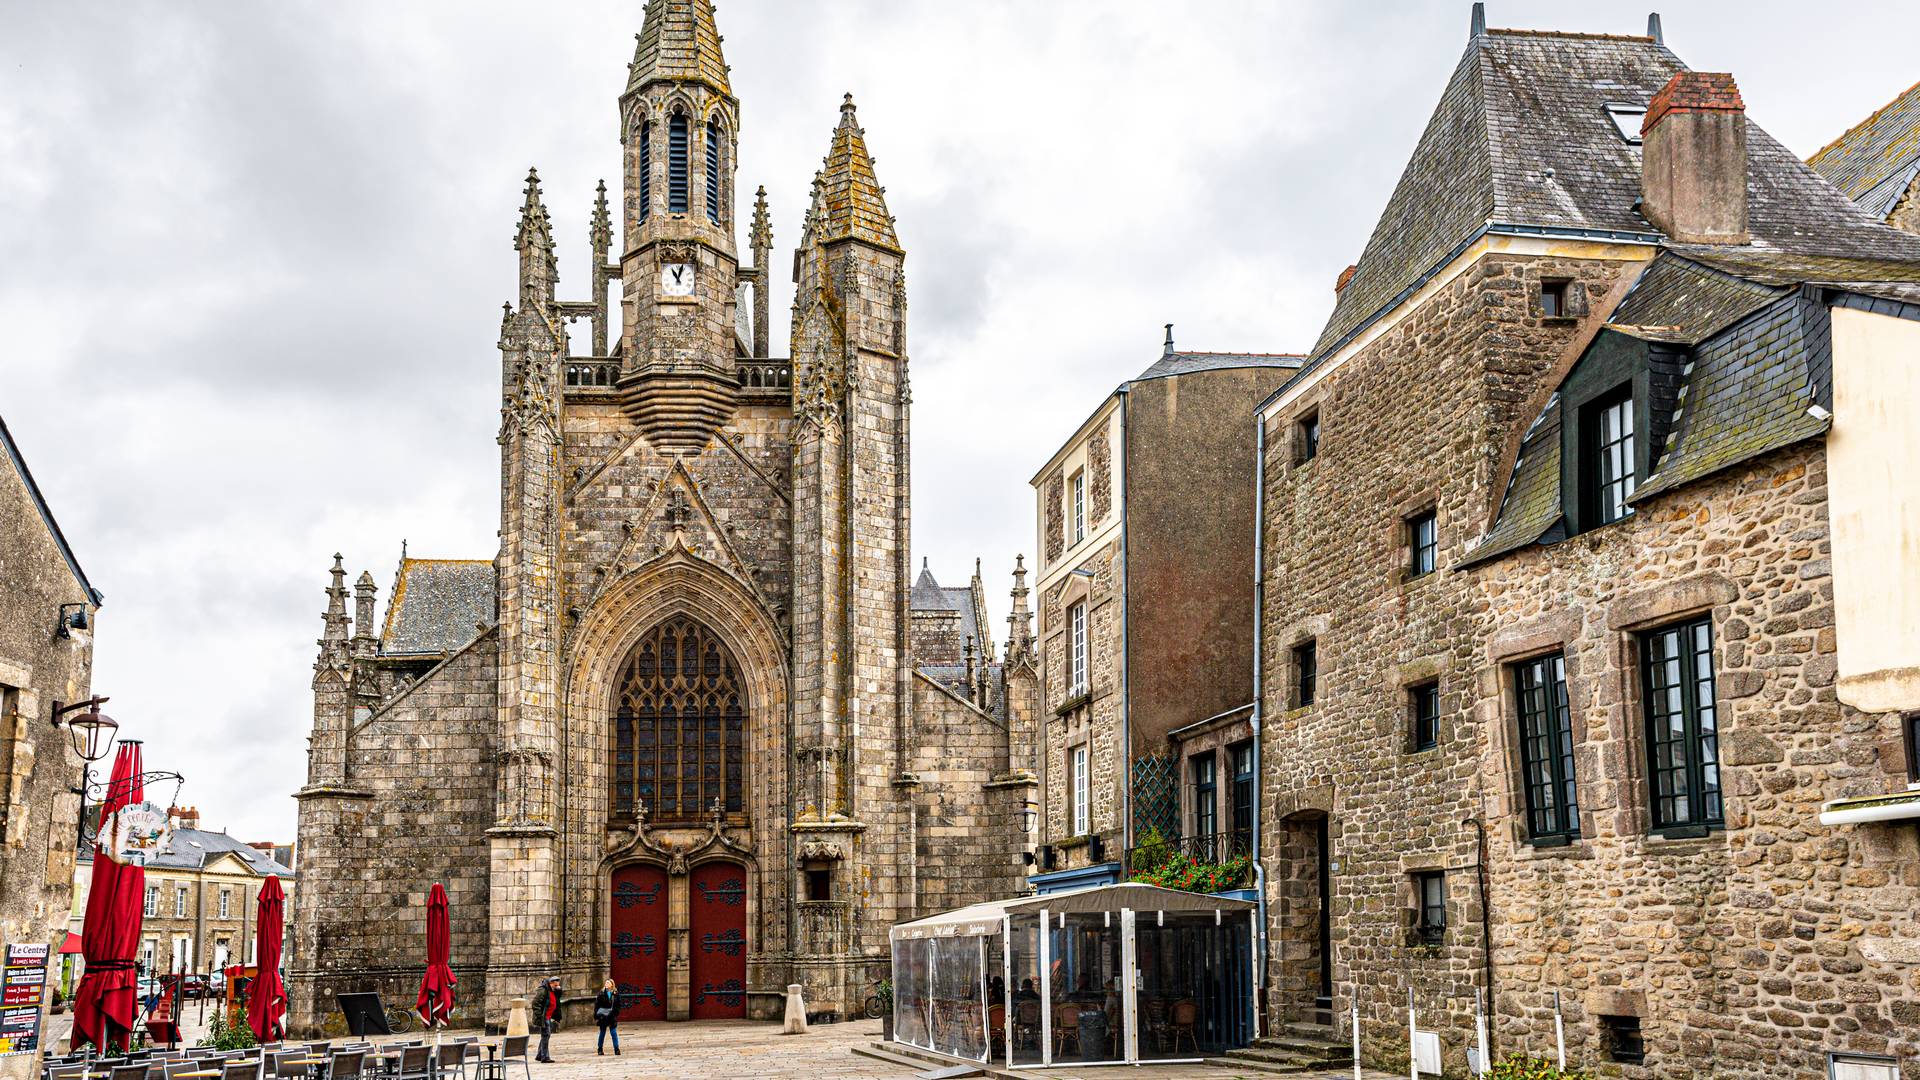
<box><xmin>612</xmin><ymin>617</ymin><xmax>745</xmax><ymax>823</ymax></box>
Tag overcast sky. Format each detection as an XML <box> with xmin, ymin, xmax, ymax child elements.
<box><xmin>4</xmin><ymin>1</ymin><xmax>1916</xmax><ymax>844</ymax></box>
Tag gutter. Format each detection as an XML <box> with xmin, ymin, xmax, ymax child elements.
<box><xmin>1118</xmin><ymin>389</ymin><xmax>1133</xmax><ymax>865</ymax></box>
<box><xmin>1250</xmin><ymin>415</ymin><xmax>1268</xmax><ymax>1039</ymax></box>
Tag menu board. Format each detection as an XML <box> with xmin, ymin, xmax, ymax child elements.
<box><xmin>0</xmin><ymin>943</ymin><xmax>49</xmax><ymax>1056</ymax></box>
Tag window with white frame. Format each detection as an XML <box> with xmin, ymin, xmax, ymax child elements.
<box><xmin>144</xmin><ymin>885</ymin><xmax>160</xmax><ymax>918</ymax></box>
<box><xmin>140</xmin><ymin>939</ymin><xmax>156</xmax><ymax>976</ymax></box>
<box><xmin>1071</xmin><ymin>746</ymin><xmax>1089</xmax><ymax>836</ymax></box>
<box><xmin>175</xmin><ymin>885</ymin><xmax>189</xmax><ymax>918</ymax></box>
<box><xmin>219</xmin><ymin>888</ymin><xmax>231</xmax><ymax>919</ymax></box>
<box><xmin>1070</xmin><ymin>469</ymin><xmax>1086</xmax><ymax>543</ymax></box>
<box><xmin>1068</xmin><ymin>601</ymin><xmax>1088</xmax><ymax>695</ymax></box>
<box><xmin>1829</xmin><ymin>1053</ymin><xmax>1899</xmax><ymax>1080</ymax></box>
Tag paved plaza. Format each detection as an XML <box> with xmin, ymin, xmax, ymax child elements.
<box><xmin>511</xmin><ymin>1018</ymin><xmax>1395</xmax><ymax>1080</ymax></box>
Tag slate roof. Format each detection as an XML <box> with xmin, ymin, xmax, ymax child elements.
<box><xmin>918</xmin><ymin>662</ymin><xmax>1006</xmax><ymax>721</ymax></box>
<box><xmin>1468</xmin><ymin>396</ymin><xmax>1563</xmax><ymax>564</ymax></box>
<box><xmin>627</xmin><ymin>0</ymin><xmax>731</xmax><ymax>98</ymax></box>
<box><xmin>0</xmin><ymin>415</ymin><xmax>102</xmax><ymax>606</ymax></box>
<box><xmin>1809</xmin><ymin>80</ymin><xmax>1920</xmax><ymax>220</ymax></box>
<box><xmin>1133</xmin><ymin>351</ymin><xmax>1303</xmax><ymax>382</ymax></box>
<box><xmin>814</xmin><ymin>96</ymin><xmax>899</xmax><ymax>251</ymax></box>
<box><xmin>910</xmin><ymin>563</ymin><xmax>983</xmax><ymax>651</ymax></box>
<box><xmin>1306</xmin><ymin>24</ymin><xmax>1920</xmax><ymax>365</ymax></box>
<box><xmin>1608</xmin><ymin>254</ymin><xmax>1787</xmax><ymax>343</ymax></box>
<box><xmin>380</xmin><ymin>558</ymin><xmax>495</xmax><ymax>657</ymax></box>
<box><xmin>84</xmin><ymin>828</ymin><xmax>294</xmax><ymax>877</ymax></box>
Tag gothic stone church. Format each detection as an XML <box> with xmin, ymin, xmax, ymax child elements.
<box><xmin>290</xmin><ymin>0</ymin><xmax>1039</xmax><ymax>1031</ymax></box>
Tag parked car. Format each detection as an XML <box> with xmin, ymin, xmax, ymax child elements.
<box><xmin>136</xmin><ymin>977</ymin><xmax>163</xmax><ymax>1003</ymax></box>
<box><xmin>177</xmin><ymin>974</ymin><xmax>210</xmax><ymax>999</ymax></box>
<box><xmin>207</xmin><ymin>970</ymin><xmax>225</xmax><ymax>995</ymax></box>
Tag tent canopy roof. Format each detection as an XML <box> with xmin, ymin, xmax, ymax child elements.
<box><xmin>890</xmin><ymin>882</ymin><xmax>1254</xmax><ymax>940</ymax></box>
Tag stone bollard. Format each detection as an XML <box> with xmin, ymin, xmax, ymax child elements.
<box><xmin>780</xmin><ymin>984</ymin><xmax>808</xmax><ymax>1035</ymax></box>
<box><xmin>506</xmin><ymin>998</ymin><xmax>530</xmax><ymax>1037</ymax></box>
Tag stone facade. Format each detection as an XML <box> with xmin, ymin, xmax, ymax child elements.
<box><xmin>1250</xmin><ymin>20</ymin><xmax>1920</xmax><ymax>1075</ymax></box>
<box><xmin>291</xmin><ymin>0</ymin><xmax>1035</xmax><ymax>1036</ymax></box>
<box><xmin>0</xmin><ymin>417</ymin><xmax>96</xmax><ymax>1077</ymax></box>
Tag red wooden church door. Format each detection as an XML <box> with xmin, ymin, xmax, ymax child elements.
<box><xmin>609</xmin><ymin>864</ymin><xmax>668</xmax><ymax>1021</ymax></box>
<box><xmin>688</xmin><ymin>860</ymin><xmax>747</xmax><ymax>1019</ymax></box>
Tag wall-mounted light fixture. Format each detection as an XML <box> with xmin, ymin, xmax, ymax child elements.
<box><xmin>56</xmin><ymin>603</ymin><xmax>90</xmax><ymax>639</ymax></box>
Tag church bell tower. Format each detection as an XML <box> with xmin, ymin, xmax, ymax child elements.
<box><xmin>617</xmin><ymin>0</ymin><xmax>743</xmax><ymax>452</ymax></box>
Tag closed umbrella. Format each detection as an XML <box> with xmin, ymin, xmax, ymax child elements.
<box><xmin>416</xmin><ymin>883</ymin><xmax>456</xmax><ymax>1026</ymax></box>
<box><xmin>247</xmin><ymin>877</ymin><xmax>287</xmax><ymax>1042</ymax></box>
<box><xmin>71</xmin><ymin>743</ymin><xmax>146</xmax><ymax>1052</ymax></box>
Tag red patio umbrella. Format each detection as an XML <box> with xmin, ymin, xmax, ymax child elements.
<box><xmin>415</xmin><ymin>883</ymin><xmax>456</xmax><ymax>1026</ymax></box>
<box><xmin>71</xmin><ymin>742</ymin><xmax>146</xmax><ymax>1052</ymax></box>
<box><xmin>247</xmin><ymin>877</ymin><xmax>287</xmax><ymax>1042</ymax></box>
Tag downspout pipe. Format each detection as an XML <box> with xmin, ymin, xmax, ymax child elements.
<box><xmin>1251</xmin><ymin>414</ymin><xmax>1269</xmax><ymax>1040</ymax></box>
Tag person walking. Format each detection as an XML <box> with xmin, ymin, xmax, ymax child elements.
<box><xmin>594</xmin><ymin>979</ymin><xmax>621</xmax><ymax>1056</ymax></box>
<box><xmin>534</xmin><ymin>976</ymin><xmax>561</xmax><ymax>1063</ymax></box>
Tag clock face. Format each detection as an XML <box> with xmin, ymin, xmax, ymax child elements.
<box><xmin>660</xmin><ymin>262</ymin><xmax>695</xmax><ymax>297</ymax></box>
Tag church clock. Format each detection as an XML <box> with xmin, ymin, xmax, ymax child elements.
<box><xmin>659</xmin><ymin>262</ymin><xmax>695</xmax><ymax>297</ymax></box>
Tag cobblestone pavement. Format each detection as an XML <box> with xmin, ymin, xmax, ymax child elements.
<box><xmin>506</xmin><ymin>1018</ymin><xmax>1398</xmax><ymax>1079</ymax></box>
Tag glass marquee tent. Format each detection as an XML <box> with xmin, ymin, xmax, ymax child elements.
<box><xmin>888</xmin><ymin>882</ymin><xmax>1256</xmax><ymax>1067</ymax></box>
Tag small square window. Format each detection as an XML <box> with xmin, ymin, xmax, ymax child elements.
<box><xmin>1540</xmin><ymin>280</ymin><xmax>1569</xmax><ymax>318</ymax></box>
<box><xmin>1605</xmin><ymin>103</ymin><xmax>1646</xmax><ymax>144</ymax></box>
<box><xmin>804</xmin><ymin>868</ymin><xmax>832</xmax><ymax>902</ymax></box>
<box><xmin>1600</xmin><ymin>1015</ymin><xmax>1645</xmax><ymax>1064</ymax></box>
<box><xmin>1412</xmin><ymin>871</ymin><xmax>1446</xmax><ymax>945</ymax></box>
<box><xmin>1294</xmin><ymin>640</ymin><xmax>1317</xmax><ymax>707</ymax></box>
<box><xmin>1408</xmin><ymin>510</ymin><xmax>1437</xmax><ymax>577</ymax></box>
<box><xmin>1296</xmin><ymin>412</ymin><xmax>1320</xmax><ymax>464</ymax></box>
<box><xmin>1830</xmin><ymin>1053</ymin><xmax>1900</xmax><ymax>1080</ymax></box>
<box><xmin>1410</xmin><ymin>682</ymin><xmax>1440</xmax><ymax>752</ymax></box>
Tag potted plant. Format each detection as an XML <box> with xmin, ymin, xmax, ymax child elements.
<box><xmin>875</xmin><ymin>979</ymin><xmax>894</xmax><ymax>1041</ymax></box>
<box><xmin>1487</xmin><ymin>1055</ymin><xmax>1593</xmax><ymax>1080</ymax></box>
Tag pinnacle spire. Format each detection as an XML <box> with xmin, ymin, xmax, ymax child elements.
<box><xmin>813</xmin><ymin>93</ymin><xmax>900</xmax><ymax>251</ymax></box>
<box><xmin>515</xmin><ymin>168</ymin><xmax>553</xmax><ymax>252</ymax></box>
<box><xmin>749</xmin><ymin>184</ymin><xmax>773</xmax><ymax>254</ymax></box>
<box><xmin>628</xmin><ymin>0</ymin><xmax>731</xmax><ymax>99</ymax></box>
<box><xmin>514</xmin><ymin>167</ymin><xmax>558</xmax><ymax>306</ymax></box>
<box><xmin>322</xmin><ymin>554</ymin><xmax>350</xmax><ymax>647</ymax></box>
<box><xmin>590</xmin><ymin>179</ymin><xmax>612</xmax><ymax>257</ymax></box>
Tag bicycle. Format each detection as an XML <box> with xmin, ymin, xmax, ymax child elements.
<box><xmin>383</xmin><ymin>1003</ymin><xmax>415</xmax><ymax>1034</ymax></box>
<box><xmin>861</xmin><ymin>978</ymin><xmax>892</xmax><ymax>1020</ymax></box>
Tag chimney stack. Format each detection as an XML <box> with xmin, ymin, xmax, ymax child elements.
<box><xmin>1335</xmin><ymin>263</ymin><xmax>1358</xmax><ymax>295</ymax></box>
<box><xmin>1640</xmin><ymin>72</ymin><xmax>1748</xmax><ymax>244</ymax></box>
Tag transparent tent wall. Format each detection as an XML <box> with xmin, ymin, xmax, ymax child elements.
<box><xmin>1046</xmin><ymin>911</ymin><xmax>1129</xmax><ymax>1064</ymax></box>
<box><xmin>1134</xmin><ymin>910</ymin><xmax>1253</xmax><ymax>1059</ymax></box>
<box><xmin>892</xmin><ymin>935</ymin><xmax>932</xmax><ymax>1050</ymax></box>
<box><xmin>930</xmin><ymin>934</ymin><xmax>988</xmax><ymax>1061</ymax></box>
<box><xmin>1007</xmin><ymin>915</ymin><xmax>1043</xmax><ymax>1065</ymax></box>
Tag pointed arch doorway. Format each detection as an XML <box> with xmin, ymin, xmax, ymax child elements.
<box><xmin>606</xmin><ymin>615</ymin><xmax>753</xmax><ymax>1020</ymax></box>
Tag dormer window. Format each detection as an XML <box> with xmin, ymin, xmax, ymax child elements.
<box><xmin>1587</xmin><ymin>387</ymin><xmax>1637</xmax><ymax>525</ymax></box>
<box><xmin>1605</xmin><ymin>103</ymin><xmax>1646</xmax><ymax>144</ymax></box>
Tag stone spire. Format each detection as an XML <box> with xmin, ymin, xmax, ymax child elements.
<box><xmin>1005</xmin><ymin>554</ymin><xmax>1034</xmax><ymax>666</ymax></box>
<box><xmin>318</xmin><ymin>554</ymin><xmax>350</xmax><ymax>669</ymax></box>
<box><xmin>749</xmin><ymin>185</ymin><xmax>772</xmax><ymax>358</ymax></box>
<box><xmin>351</xmin><ymin>570</ymin><xmax>377</xmax><ymax>659</ymax></box>
<box><xmin>590</xmin><ymin>180</ymin><xmax>613</xmax><ymax>356</ymax></box>
<box><xmin>627</xmin><ymin>0</ymin><xmax>731</xmax><ymax>99</ymax></box>
<box><xmin>514</xmin><ymin>167</ymin><xmax>557</xmax><ymax>310</ymax></box>
<box><xmin>814</xmin><ymin>94</ymin><xmax>900</xmax><ymax>251</ymax></box>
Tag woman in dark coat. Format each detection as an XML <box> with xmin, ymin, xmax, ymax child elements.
<box><xmin>594</xmin><ymin>979</ymin><xmax>621</xmax><ymax>1056</ymax></box>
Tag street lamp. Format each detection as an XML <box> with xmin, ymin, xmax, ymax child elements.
<box><xmin>53</xmin><ymin>696</ymin><xmax>118</xmax><ymax>855</ymax></box>
<box><xmin>1021</xmin><ymin>801</ymin><xmax>1038</xmax><ymax>834</ymax></box>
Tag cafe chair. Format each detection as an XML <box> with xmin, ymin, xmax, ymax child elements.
<box><xmin>1013</xmin><ymin>999</ymin><xmax>1042</xmax><ymax>1053</ymax></box>
<box><xmin>325</xmin><ymin>1052</ymin><xmax>364</xmax><ymax>1080</ymax></box>
<box><xmin>110</xmin><ymin>1064</ymin><xmax>150</xmax><ymax>1080</ymax></box>
<box><xmin>219</xmin><ymin>1062</ymin><xmax>258</xmax><ymax>1080</ymax></box>
<box><xmin>1169</xmin><ymin>999</ymin><xmax>1199</xmax><ymax>1055</ymax></box>
<box><xmin>271</xmin><ymin>1051</ymin><xmax>309</xmax><ymax>1080</ymax></box>
<box><xmin>390</xmin><ymin>1046</ymin><xmax>432</xmax><ymax>1080</ymax></box>
<box><xmin>498</xmin><ymin>1036</ymin><xmax>532</xmax><ymax>1080</ymax></box>
<box><xmin>1052</xmin><ymin>1004</ymin><xmax>1081</xmax><ymax>1059</ymax></box>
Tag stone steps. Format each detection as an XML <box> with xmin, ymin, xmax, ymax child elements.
<box><xmin>1212</xmin><ymin>1026</ymin><xmax>1353</xmax><ymax>1074</ymax></box>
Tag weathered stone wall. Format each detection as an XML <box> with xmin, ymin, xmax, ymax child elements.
<box><xmin>906</xmin><ymin>676</ymin><xmax>1029</xmax><ymax>917</ymax></box>
<box><xmin>1258</xmin><ymin>252</ymin><xmax>1639</xmax><ymax>1067</ymax></box>
<box><xmin>289</xmin><ymin>634</ymin><xmax>497</xmax><ymax>1036</ymax></box>
<box><xmin>1259</xmin><ymin>249</ymin><xmax>1920</xmax><ymax>1078</ymax></box>
<box><xmin>0</xmin><ymin>435</ymin><xmax>92</xmax><ymax>1077</ymax></box>
<box><xmin>1125</xmin><ymin>366</ymin><xmax>1289</xmax><ymax>751</ymax></box>
<box><xmin>1039</xmin><ymin>538</ymin><xmax>1124</xmax><ymax>871</ymax></box>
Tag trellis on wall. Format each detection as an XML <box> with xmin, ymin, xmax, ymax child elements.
<box><xmin>1132</xmin><ymin>753</ymin><xmax>1179</xmax><ymax>847</ymax></box>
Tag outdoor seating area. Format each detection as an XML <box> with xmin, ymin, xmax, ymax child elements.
<box><xmin>888</xmin><ymin>882</ymin><xmax>1256</xmax><ymax>1068</ymax></box>
<box><xmin>40</xmin><ymin>1035</ymin><xmax>525</xmax><ymax>1080</ymax></box>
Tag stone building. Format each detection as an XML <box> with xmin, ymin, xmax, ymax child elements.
<box><xmin>1812</xmin><ymin>79</ymin><xmax>1920</xmax><ymax>234</ymax></box>
<box><xmin>290</xmin><ymin>0</ymin><xmax>1036</xmax><ymax>1033</ymax></box>
<box><xmin>67</xmin><ymin>810</ymin><xmax>294</xmax><ymax>991</ymax></box>
<box><xmin>0</xmin><ymin>416</ymin><xmax>99</xmax><ymax>1075</ymax></box>
<box><xmin>1253</xmin><ymin>9</ymin><xmax>1920</xmax><ymax>1078</ymax></box>
<box><xmin>1027</xmin><ymin>337</ymin><xmax>1297</xmax><ymax>893</ymax></box>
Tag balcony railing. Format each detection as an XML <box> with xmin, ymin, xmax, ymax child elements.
<box><xmin>736</xmin><ymin>360</ymin><xmax>791</xmax><ymax>401</ymax></box>
<box><xmin>1126</xmin><ymin>831</ymin><xmax>1254</xmax><ymax>891</ymax></box>
<box><xmin>564</xmin><ymin>360</ymin><xmax>619</xmax><ymax>389</ymax></box>
<box><xmin>795</xmin><ymin>899</ymin><xmax>850</xmax><ymax>956</ymax></box>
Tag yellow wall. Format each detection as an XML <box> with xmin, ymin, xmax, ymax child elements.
<box><xmin>1827</xmin><ymin>305</ymin><xmax>1920</xmax><ymax>712</ymax></box>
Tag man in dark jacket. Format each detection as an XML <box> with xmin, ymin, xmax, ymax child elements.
<box><xmin>535</xmin><ymin>977</ymin><xmax>561</xmax><ymax>1063</ymax></box>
